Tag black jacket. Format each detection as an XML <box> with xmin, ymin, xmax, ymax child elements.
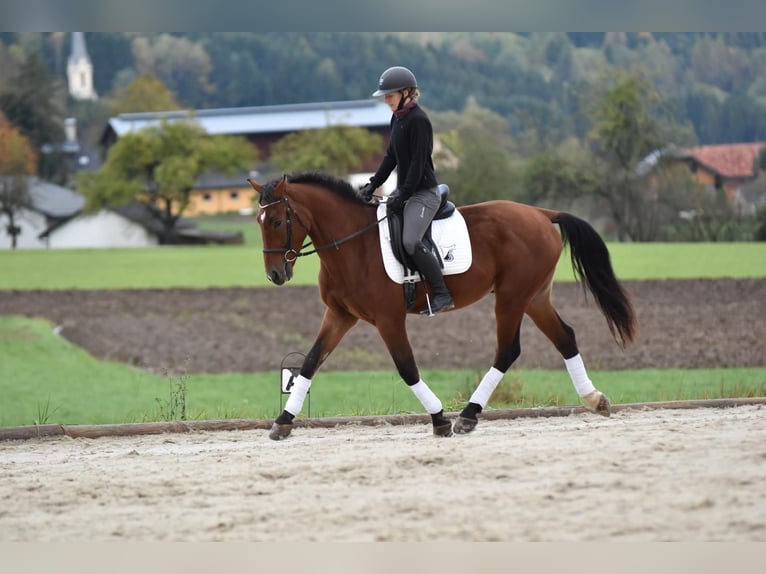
<box><xmin>369</xmin><ymin>103</ymin><xmax>438</xmax><ymax>200</ymax></box>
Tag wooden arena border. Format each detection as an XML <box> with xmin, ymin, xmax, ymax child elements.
<box><xmin>1</xmin><ymin>397</ymin><xmax>765</xmax><ymax>442</ymax></box>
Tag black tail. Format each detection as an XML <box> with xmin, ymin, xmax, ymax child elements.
<box><xmin>553</xmin><ymin>212</ymin><xmax>637</xmax><ymax>347</ymax></box>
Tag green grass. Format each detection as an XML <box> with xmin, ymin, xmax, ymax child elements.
<box><xmin>604</xmin><ymin>242</ymin><xmax>766</xmax><ymax>281</ymax></box>
<box><xmin>2</xmin><ymin>316</ymin><xmax>764</xmax><ymax>428</ymax></box>
<box><xmin>1</xmin><ymin>241</ymin><xmax>764</xmax><ymax>291</ymax></box>
<box><xmin>2</xmin><ymin>239</ymin><xmax>765</xmax><ymax>426</ymax></box>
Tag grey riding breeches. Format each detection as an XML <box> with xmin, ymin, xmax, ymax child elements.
<box><xmin>401</xmin><ymin>187</ymin><xmax>441</xmax><ymax>255</ymax></box>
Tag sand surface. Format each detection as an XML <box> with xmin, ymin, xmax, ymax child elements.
<box><xmin>2</xmin><ymin>404</ymin><xmax>764</xmax><ymax>542</ymax></box>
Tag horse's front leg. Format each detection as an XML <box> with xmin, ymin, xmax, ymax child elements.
<box><xmin>269</xmin><ymin>306</ymin><xmax>358</xmax><ymax>440</ymax></box>
<box><xmin>376</xmin><ymin>317</ymin><xmax>453</xmax><ymax>437</ymax></box>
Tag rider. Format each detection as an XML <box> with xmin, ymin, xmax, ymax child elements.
<box><xmin>359</xmin><ymin>65</ymin><xmax>455</xmax><ymax>315</ymax></box>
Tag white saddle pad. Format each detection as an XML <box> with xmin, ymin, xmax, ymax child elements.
<box><xmin>377</xmin><ymin>202</ymin><xmax>472</xmax><ymax>284</ymax></box>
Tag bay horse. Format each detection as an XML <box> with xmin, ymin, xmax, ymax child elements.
<box><xmin>248</xmin><ymin>172</ymin><xmax>636</xmax><ymax>440</ymax></box>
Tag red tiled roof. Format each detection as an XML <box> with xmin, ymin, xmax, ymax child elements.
<box><xmin>684</xmin><ymin>142</ymin><xmax>766</xmax><ymax>179</ymax></box>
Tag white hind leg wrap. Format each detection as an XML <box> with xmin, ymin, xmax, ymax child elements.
<box><xmin>469</xmin><ymin>367</ymin><xmax>504</xmax><ymax>408</ymax></box>
<box><xmin>284</xmin><ymin>375</ymin><xmax>311</xmax><ymax>416</ymax></box>
<box><xmin>564</xmin><ymin>354</ymin><xmax>596</xmax><ymax>397</ymax></box>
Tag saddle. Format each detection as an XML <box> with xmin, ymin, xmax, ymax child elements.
<box><xmin>386</xmin><ymin>184</ymin><xmax>456</xmax><ymax>308</ymax></box>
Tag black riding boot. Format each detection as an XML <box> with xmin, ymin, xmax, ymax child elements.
<box><xmin>410</xmin><ymin>245</ymin><xmax>455</xmax><ymax>315</ymax></box>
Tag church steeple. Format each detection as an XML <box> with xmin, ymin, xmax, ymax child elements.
<box><xmin>67</xmin><ymin>32</ymin><xmax>97</xmax><ymax>101</ymax></box>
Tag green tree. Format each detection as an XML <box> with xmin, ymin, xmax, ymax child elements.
<box><xmin>522</xmin><ymin>145</ymin><xmax>596</xmax><ymax>205</ymax></box>
<box><xmin>585</xmin><ymin>72</ymin><xmax>692</xmax><ymax>241</ymax></box>
<box><xmin>105</xmin><ymin>73</ymin><xmax>181</xmax><ymax>114</ymax></box>
<box><xmin>432</xmin><ymin>98</ymin><xmax>516</xmax><ymax>205</ymax></box>
<box><xmin>131</xmin><ymin>34</ymin><xmax>214</xmax><ymax>107</ymax></box>
<box><xmin>76</xmin><ymin>119</ymin><xmax>256</xmax><ymax>243</ymax></box>
<box><xmin>0</xmin><ymin>39</ymin><xmax>24</xmax><ymax>92</ymax></box>
<box><xmin>0</xmin><ymin>111</ymin><xmax>38</xmax><ymax>249</ymax></box>
<box><xmin>0</xmin><ymin>51</ymin><xmax>66</xmax><ymax>182</ymax></box>
<box><xmin>269</xmin><ymin>125</ymin><xmax>383</xmax><ymax>177</ymax></box>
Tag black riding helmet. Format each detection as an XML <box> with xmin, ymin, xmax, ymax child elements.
<box><xmin>372</xmin><ymin>66</ymin><xmax>418</xmax><ymax>97</ymax></box>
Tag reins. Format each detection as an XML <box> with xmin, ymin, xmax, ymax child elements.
<box><xmin>260</xmin><ymin>196</ymin><xmax>386</xmax><ymax>262</ymax></box>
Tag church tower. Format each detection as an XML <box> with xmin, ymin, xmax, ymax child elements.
<box><xmin>67</xmin><ymin>32</ymin><xmax>97</xmax><ymax>101</ymax></box>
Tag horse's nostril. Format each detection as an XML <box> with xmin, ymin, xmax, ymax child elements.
<box><xmin>270</xmin><ymin>270</ymin><xmax>284</xmax><ymax>285</ymax></box>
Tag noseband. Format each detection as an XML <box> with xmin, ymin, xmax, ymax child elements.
<box><xmin>259</xmin><ymin>195</ymin><xmax>385</xmax><ymax>262</ymax></box>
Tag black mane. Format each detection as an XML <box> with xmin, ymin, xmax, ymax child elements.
<box><xmin>259</xmin><ymin>172</ymin><xmax>368</xmax><ymax>205</ymax></box>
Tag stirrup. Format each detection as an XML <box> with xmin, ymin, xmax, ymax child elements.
<box><xmin>421</xmin><ymin>293</ymin><xmax>455</xmax><ymax>316</ymax></box>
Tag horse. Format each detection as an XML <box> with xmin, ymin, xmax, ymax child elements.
<box><xmin>247</xmin><ymin>172</ymin><xmax>637</xmax><ymax>440</ymax></box>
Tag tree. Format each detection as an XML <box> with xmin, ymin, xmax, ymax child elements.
<box><xmin>753</xmin><ymin>146</ymin><xmax>766</xmax><ymax>174</ymax></box>
<box><xmin>0</xmin><ymin>51</ymin><xmax>66</xmax><ymax>183</ymax></box>
<box><xmin>0</xmin><ymin>111</ymin><xmax>38</xmax><ymax>249</ymax></box>
<box><xmin>105</xmin><ymin>73</ymin><xmax>181</xmax><ymax>114</ymax></box>
<box><xmin>269</xmin><ymin>125</ymin><xmax>383</xmax><ymax>177</ymax></box>
<box><xmin>432</xmin><ymin>98</ymin><xmax>516</xmax><ymax>205</ymax></box>
<box><xmin>522</xmin><ymin>146</ymin><xmax>596</xmax><ymax>206</ymax></box>
<box><xmin>76</xmin><ymin>119</ymin><xmax>256</xmax><ymax>243</ymax></box>
<box><xmin>131</xmin><ymin>34</ymin><xmax>214</xmax><ymax>107</ymax></box>
<box><xmin>585</xmin><ymin>72</ymin><xmax>692</xmax><ymax>241</ymax></box>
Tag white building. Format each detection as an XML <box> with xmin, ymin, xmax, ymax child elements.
<box><xmin>43</xmin><ymin>208</ymin><xmax>160</xmax><ymax>249</ymax></box>
<box><xmin>0</xmin><ymin>179</ymin><xmax>164</xmax><ymax>250</ymax></box>
<box><xmin>67</xmin><ymin>32</ymin><xmax>97</xmax><ymax>101</ymax></box>
<box><xmin>0</xmin><ymin>178</ymin><xmax>85</xmax><ymax>249</ymax></box>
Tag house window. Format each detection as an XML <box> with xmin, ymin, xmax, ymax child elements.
<box><xmin>229</xmin><ymin>191</ymin><xmax>239</xmax><ymax>200</ymax></box>
<box><xmin>202</xmin><ymin>193</ymin><xmax>212</xmax><ymax>202</ymax></box>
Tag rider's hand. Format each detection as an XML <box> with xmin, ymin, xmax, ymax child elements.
<box><xmin>359</xmin><ymin>182</ymin><xmax>375</xmax><ymax>202</ymax></box>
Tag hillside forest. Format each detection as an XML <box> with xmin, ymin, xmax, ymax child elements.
<box><xmin>2</xmin><ymin>32</ymin><xmax>766</xmax><ymax>241</ymax></box>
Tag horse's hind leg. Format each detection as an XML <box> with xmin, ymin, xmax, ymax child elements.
<box><xmin>453</xmin><ymin>300</ymin><xmax>525</xmax><ymax>434</ymax></box>
<box><xmin>270</xmin><ymin>306</ymin><xmax>358</xmax><ymax>440</ymax></box>
<box><xmin>525</xmin><ymin>286</ymin><xmax>611</xmax><ymax>417</ymax></box>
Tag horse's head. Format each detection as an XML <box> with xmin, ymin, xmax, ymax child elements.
<box><xmin>248</xmin><ymin>175</ymin><xmax>308</xmax><ymax>286</ymax></box>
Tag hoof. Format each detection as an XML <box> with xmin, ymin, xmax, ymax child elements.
<box><xmin>452</xmin><ymin>416</ymin><xmax>478</xmax><ymax>434</ymax></box>
<box><xmin>269</xmin><ymin>423</ymin><xmax>293</xmax><ymax>440</ymax></box>
<box><xmin>433</xmin><ymin>420</ymin><xmax>453</xmax><ymax>437</ymax></box>
<box><xmin>584</xmin><ymin>391</ymin><xmax>611</xmax><ymax>417</ymax></box>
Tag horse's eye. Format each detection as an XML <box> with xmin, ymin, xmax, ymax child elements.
<box><xmin>272</xmin><ymin>220</ymin><xmax>282</xmax><ymax>230</ymax></box>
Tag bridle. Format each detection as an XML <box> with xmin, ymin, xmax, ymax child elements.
<box><xmin>259</xmin><ymin>196</ymin><xmax>386</xmax><ymax>263</ymax></box>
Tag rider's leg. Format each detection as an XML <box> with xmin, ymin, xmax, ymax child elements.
<box><xmin>402</xmin><ymin>188</ymin><xmax>454</xmax><ymax>314</ymax></box>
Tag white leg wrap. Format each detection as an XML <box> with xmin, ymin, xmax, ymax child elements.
<box><xmin>410</xmin><ymin>380</ymin><xmax>443</xmax><ymax>414</ymax></box>
<box><xmin>564</xmin><ymin>354</ymin><xmax>596</xmax><ymax>397</ymax></box>
<box><xmin>469</xmin><ymin>367</ymin><xmax>505</xmax><ymax>408</ymax></box>
<box><xmin>284</xmin><ymin>375</ymin><xmax>312</xmax><ymax>416</ymax></box>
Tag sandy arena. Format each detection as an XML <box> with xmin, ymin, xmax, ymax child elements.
<box><xmin>1</xmin><ymin>404</ymin><xmax>764</xmax><ymax>541</ymax></box>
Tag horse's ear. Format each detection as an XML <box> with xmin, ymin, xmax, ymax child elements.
<box><xmin>275</xmin><ymin>175</ymin><xmax>288</xmax><ymax>194</ymax></box>
<box><xmin>247</xmin><ymin>179</ymin><xmax>263</xmax><ymax>195</ymax></box>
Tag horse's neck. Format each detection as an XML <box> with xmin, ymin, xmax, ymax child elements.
<box><xmin>295</xmin><ymin>191</ymin><xmax>372</xmax><ymax>244</ymax></box>
<box><xmin>293</xmin><ymin>190</ymin><xmax>376</xmax><ymax>271</ymax></box>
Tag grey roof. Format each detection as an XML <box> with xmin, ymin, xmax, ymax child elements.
<box><xmin>105</xmin><ymin>99</ymin><xmax>392</xmax><ymax>138</ymax></box>
<box><xmin>69</xmin><ymin>32</ymin><xmax>91</xmax><ymax>64</ymax></box>
<box><xmin>193</xmin><ymin>170</ymin><xmax>253</xmax><ymax>189</ymax></box>
<box><xmin>635</xmin><ymin>145</ymin><xmax>689</xmax><ymax>177</ymax></box>
<box><xmin>28</xmin><ymin>177</ymin><xmax>86</xmax><ymax>217</ymax></box>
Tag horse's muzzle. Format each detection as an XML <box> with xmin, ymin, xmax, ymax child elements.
<box><xmin>267</xmin><ymin>261</ymin><xmax>293</xmax><ymax>285</ymax></box>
